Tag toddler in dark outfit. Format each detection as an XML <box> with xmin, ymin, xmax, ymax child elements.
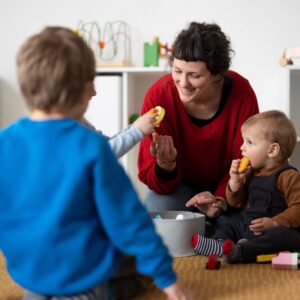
<box><xmin>192</xmin><ymin>110</ymin><xmax>300</xmax><ymax>263</ymax></box>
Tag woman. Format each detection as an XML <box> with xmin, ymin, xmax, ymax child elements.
<box><xmin>138</xmin><ymin>22</ymin><xmax>259</xmax><ymax>218</ymax></box>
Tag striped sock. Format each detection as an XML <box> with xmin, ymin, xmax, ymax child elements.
<box><xmin>222</xmin><ymin>239</ymin><xmax>241</xmax><ymax>263</ymax></box>
<box><xmin>191</xmin><ymin>234</ymin><xmax>224</xmax><ymax>257</ymax></box>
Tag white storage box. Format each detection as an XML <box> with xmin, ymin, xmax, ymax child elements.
<box><xmin>151</xmin><ymin>211</ymin><xmax>205</xmax><ymax>257</ymax></box>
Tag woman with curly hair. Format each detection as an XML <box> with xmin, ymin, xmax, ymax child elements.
<box><xmin>138</xmin><ymin>22</ymin><xmax>259</xmax><ymax>222</ymax></box>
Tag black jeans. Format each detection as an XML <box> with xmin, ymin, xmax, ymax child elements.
<box><xmin>213</xmin><ymin>218</ymin><xmax>300</xmax><ymax>262</ymax></box>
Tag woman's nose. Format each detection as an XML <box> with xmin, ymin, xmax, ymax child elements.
<box><xmin>180</xmin><ymin>75</ymin><xmax>190</xmax><ymax>87</ymax></box>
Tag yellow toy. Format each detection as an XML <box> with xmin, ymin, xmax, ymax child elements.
<box><xmin>147</xmin><ymin>106</ymin><xmax>165</xmax><ymax>125</ymax></box>
<box><xmin>256</xmin><ymin>253</ymin><xmax>278</xmax><ymax>263</ymax></box>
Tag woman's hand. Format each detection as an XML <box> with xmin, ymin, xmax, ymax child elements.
<box><xmin>185</xmin><ymin>191</ymin><xmax>221</xmax><ymax>218</ymax></box>
<box><xmin>150</xmin><ymin>132</ymin><xmax>177</xmax><ymax>171</ymax></box>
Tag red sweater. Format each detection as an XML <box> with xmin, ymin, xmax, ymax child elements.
<box><xmin>138</xmin><ymin>71</ymin><xmax>259</xmax><ymax>198</ymax></box>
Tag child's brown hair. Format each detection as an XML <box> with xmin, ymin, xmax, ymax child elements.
<box><xmin>242</xmin><ymin>110</ymin><xmax>297</xmax><ymax>162</ymax></box>
<box><xmin>17</xmin><ymin>27</ymin><xmax>95</xmax><ymax>112</ymax></box>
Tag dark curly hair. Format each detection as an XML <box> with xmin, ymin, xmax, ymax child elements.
<box><xmin>170</xmin><ymin>22</ymin><xmax>234</xmax><ymax>75</ymax></box>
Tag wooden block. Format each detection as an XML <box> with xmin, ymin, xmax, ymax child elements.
<box><xmin>256</xmin><ymin>253</ymin><xmax>278</xmax><ymax>263</ymax></box>
<box><xmin>272</xmin><ymin>252</ymin><xmax>298</xmax><ymax>270</ymax></box>
<box><xmin>206</xmin><ymin>254</ymin><xmax>221</xmax><ymax>270</ymax></box>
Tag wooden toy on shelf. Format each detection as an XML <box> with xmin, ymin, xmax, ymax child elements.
<box><xmin>75</xmin><ymin>20</ymin><xmax>132</xmax><ymax>67</ymax></box>
<box><xmin>279</xmin><ymin>47</ymin><xmax>300</xmax><ymax>66</ymax></box>
<box><xmin>144</xmin><ymin>37</ymin><xmax>172</xmax><ymax>67</ymax></box>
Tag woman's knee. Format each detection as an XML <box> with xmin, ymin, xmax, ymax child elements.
<box><xmin>143</xmin><ymin>185</ymin><xmax>196</xmax><ymax>212</ymax></box>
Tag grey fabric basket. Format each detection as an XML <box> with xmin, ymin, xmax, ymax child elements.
<box><xmin>151</xmin><ymin>211</ymin><xmax>205</xmax><ymax>257</ymax></box>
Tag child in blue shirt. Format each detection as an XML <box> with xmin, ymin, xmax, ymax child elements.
<box><xmin>0</xmin><ymin>27</ymin><xmax>192</xmax><ymax>300</ymax></box>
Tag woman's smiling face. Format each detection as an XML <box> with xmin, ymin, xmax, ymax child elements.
<box><xmin>171</xmin><ymin>58</ymin><xmax>220</xmax><ymax>104</ymax></box>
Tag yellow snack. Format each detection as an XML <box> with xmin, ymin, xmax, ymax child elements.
<box><xmin>238</xmin><ymin>156</ymin><xmax>250</xmax><ymax>173</ymax></box>
<box><xmin>147</xmin><ymin>106</ymin><xmax>165</xmax><ymax>125</ymax></box>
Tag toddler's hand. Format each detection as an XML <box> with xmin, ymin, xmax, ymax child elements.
<box><xmin>249</xmin><ymin>217</ymin><xmax>278</xmax><ymax>235</ymax></box>
<box><xmin>228</xmin><ymin>159</ymin><xmax>251</xmax><ymax>192</ymax></box>
<box><xmin>133</xmin><ymin>112</ymin><xmax>158</xmax><ymax>136</ymax></box>
<box><xmin>163</xmin><ymin>279</ymin><xmax>193</xmax><ymax>300</ymax></box>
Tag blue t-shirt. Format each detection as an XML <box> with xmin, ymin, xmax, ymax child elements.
<box><xmin>0</xmin><ymin>117</ymin><xmax>176</xmax><ymax>295</ymax></box>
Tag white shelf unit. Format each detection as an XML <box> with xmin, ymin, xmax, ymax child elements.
<box><xmin>95</xmin><ymin>67</ymin><xmax>169</xmax><ymax>198</ymax></box>
<box><xmin>286</xmin><ymin>67</ymin><xmax>300</xmax><ymax>169</ymax></box>
<box><xmin>85</xmin><ymin>75</ymin><xmax>122</xmax><ymax>136</ymax></box>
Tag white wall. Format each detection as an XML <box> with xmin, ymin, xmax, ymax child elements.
<box><xmin>1</xmin><ymin>0</ymin><xmax>300</xmax><ymax>126</ymax></box>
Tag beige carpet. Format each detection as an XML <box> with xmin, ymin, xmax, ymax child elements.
<box><xmin>134</xmin><ymin>255</ymin><xmax>300</xmax><ymax>300</ymax></box>
<box><xmin>2</xmin><ymin>253</ymin><xmax>300</xmax><ymax>300</ymax></box>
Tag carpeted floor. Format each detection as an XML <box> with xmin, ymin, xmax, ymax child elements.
<box><xmin>134</xmin><ymin>255</ymin><xmax>300</xmax><ymax>300</ymax></box>
<box><xmin>2</xmin><ymin>253</ymin><xmax>300</xmax><ymax>300</ymax></box>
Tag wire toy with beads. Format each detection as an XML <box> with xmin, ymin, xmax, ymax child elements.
<box><xmin>75</xmin><ymin>20</ymin><xmax>131</xmax><ymax>67</ymax></box>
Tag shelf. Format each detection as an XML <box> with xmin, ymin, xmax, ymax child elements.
<box><xmin>89</xmin><ymin>67</ymin><xmax>168</xmax><ymax>198</ymax></box>
<box><xmin>282</xmin><ymin>65</ymin><xmax>300</xmax><ymax>70</ymax></box>
<box><xmin>286</xmin><ymin>68</ymin><xmax>300</xmax><ymax>169</ymax></box>
<box><xmin>96</xmin><ymin>66</ymin><xmax>170</xmax><ymax>74</ymax></box>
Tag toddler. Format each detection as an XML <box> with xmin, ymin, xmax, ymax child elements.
<box><xmin>192</xmin><ymin>110</ymin><xmax>300</xmax><ymax>263</ymax></box>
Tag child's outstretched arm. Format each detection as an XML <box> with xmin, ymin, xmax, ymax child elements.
<box><xmin>108</xmin><ymin>126</ymin><xmax>143</xmax><ymax>158</ymax></box>
<box><xmin>107</xmin><ymin>113</ymin><xmax>157</xmax><ymax>158</ymax></box>
<box><xmin>81</xmin><ymin>114</ymin><xmax>157</xmax><ymax>159</ymax></box>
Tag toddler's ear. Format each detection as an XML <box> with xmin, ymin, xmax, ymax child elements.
<box><xmin>268</xmin><ymin>143</ymin><xmax>280</xmax><ymax>158</ymax></box>
<box><xmin>80</xmin><ymin>81</ymin><xmax>95</xmax><ymax>105</ymax></box>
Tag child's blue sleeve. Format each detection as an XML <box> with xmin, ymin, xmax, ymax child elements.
<box><xmin>93</xmin><ymin>139</ymin><xmax>176</xmax><ymax>289</ymax></box>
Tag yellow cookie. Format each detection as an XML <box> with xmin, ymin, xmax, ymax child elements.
<box><xmin>147</xmin><ymin>106</ymin><xmax>165</xmax><ymax>125</ymax></box>
<box><xmin>238</xmin><ymin>157</ymin><xmax>250</xmax><ymax>173</ymax></box>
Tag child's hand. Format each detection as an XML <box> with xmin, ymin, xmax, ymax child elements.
<box><xmin>133</xmin><ymin>112</ymin><xmax>158</xmax><ymax>136</ymax></box>
<box><xmin>249</xmin><ymin>217</ymin><xmax>278</xmax><ymax>235</ymax></box>
<box><xmin>228</xmin><ymin>159</ymin><xmax>251</xmax><ymax>192</ymax></box>
<box><xmin>163</xmin><ymin>279</ymin><xmax>193</xmax><ymax>300</ymax></box>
